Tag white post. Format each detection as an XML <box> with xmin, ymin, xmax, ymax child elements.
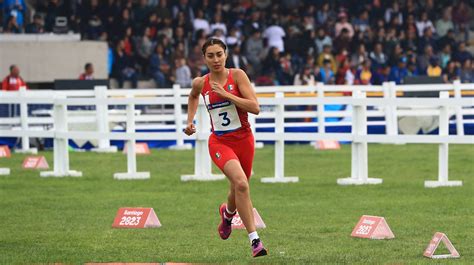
<box><xmin>41</xmin><ymin>95</ymin><xmax>82</xmax><ymax>177</ymax></box>
<box><xmin>389</xmin><ymin>82</ymin><xmax>399</xmax><ymax>136</ymax></box>
<box><xmin>170</xmin><ymin>84</ymin><xmax>192</xmax><ymax>150</ymax></box>
<box><xmin>249</xmin><ymin>107</ymin><xmax>263</xmax><ymax>149</ymax></box>
<box><xmin>114</xmin><ymin>96</ymin><xmax>150</xmax><ymax>180</ymax></box>
<box><xmin>91</xmin><ymin>86</ymin><xmax>117</xmax><ymax>153</ymax></box>
<box><xmin>453</xmin><ymin>80</ymin><xmax>464</xmax><ymax>136</ymax></box>
<box><xmin>181</xmin><ymin>100</ymin><xmax>225</xmax><ymax>181</ymax></box>
<box><xmin>317</xmin><ymin>82</ymin><xmax>325</xmax><ymax>134</ymax></box>
<box><xmin>338</xmin><ymin>90</ymin><xmax>382</xmax><ymax>185</ymax></box>
<box><xmin>261</xmin><ymin>92</ymin><xmax>299</xmax><ymax>183</ymax></box>
<box><xmin>383</xmin><ymin>82</ymin><xmax>394</xmax><ymax>136</ymax></box>
<box><xmin>15</xmin><ymin>86</ymin><xmax>37</xmax><ymax>154</ymax></box>
<box><xmin>425</xmin><ymin>92</ymin><xmax>462</xmax><ymax>187</ymax></box>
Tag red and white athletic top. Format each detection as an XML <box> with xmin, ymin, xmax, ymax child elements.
<box><xmin>201</xmin><ymin>69</ymin><xmax>250</xmax><ymax>136</ymax></box>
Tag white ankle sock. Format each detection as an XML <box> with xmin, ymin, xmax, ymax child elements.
<box><xmin>225</xmin><ymin>206</ymin><xmax>236</xmax><ymax>215</ymax></box>
<box><xmin>248</xmin><ymin>231</ymin><xmax>259</xmax><ymax>243</ymax></box>
<box><xmin>224</xmin><ymin>206</ymin><xmax>236</xmax><ymax>220</ymax></box>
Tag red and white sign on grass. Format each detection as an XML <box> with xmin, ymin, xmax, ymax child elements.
<box><xmin>0</xmin><ymin>145</ymin><xmax>11</xmax><ymax>158</ymax></box>
<box><xmin>231</xmin><ymin>208</ymin><xmax>266</xmax><ymax>229</ymax></box>
<box><xmin>22</xmin><ymin>156</ymin><xmax>49</xmax><ymax>169</ymax></box>
<box><xmin>314</xmin><ymin>140</ymin><xmax>341</xmax><ymax>150</ymax></box>
<box><xmin>423</xmin><ymin>232</ymin><xmax>460</xmax><ymax>259</ymax></box>
<box><xmin>123</xmin><ymin>143</ymin><xmax>150</xmax><ymax>155</ymax></box>
<box><xmin>351</xmin><ymin>215</ymin><xmax>395</xmax><ymax>239</ymax></box>
<box><xmin>112</xmin><ymin>208</ymin><xmax>161</xmax><ymax>228</ymax></box>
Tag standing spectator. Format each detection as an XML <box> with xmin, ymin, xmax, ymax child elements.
<box><xmin>385</xmin><ymin>2</ymin><xmax>403</xmax><ymax>25</ymax></box>
<box><xmin>244</xmin><ymin>29</ymin><xmax>265</xmax><ymax>78</ymax></box>
<box><xmin>113</xmin><ymin>41</ymin><xmax>138</xmax><ymax>88</ymax></box>
<box><xmin>2</xmin><ymin>65</ymin><xmax>27</xmax><ymax>91</ymax></box>
<box><xmin>25</xmin><ymin>14</ymin><xmax>45</xmax><ymax>33</ymax></box>
<box><xmin>173</xmin><ymin>57</ymin><xmax>192</xmax><ymax>88</ymax></box>
<box><xmin>79</xmin><ymin>63</ymin><xmax>94</xmax><ymax>80</ymax></box>
<box><xmin>263</xmin><ymin>21</ymin><xmax>286</xmax><ymax>52</ymax></box>
<box><xmin>149</xmin><ymin>44</ymin><xmax>170</xmax><ymax>88</ymax></box>
<box><xmin>3</xmin><ymin>0</ymin><xmax>26</xmax><ymax>29</ymax></box>
<box><xmin>135</xmin><ymin>27</ymin><xmax>155</xmax><ymax>75</ymax></box>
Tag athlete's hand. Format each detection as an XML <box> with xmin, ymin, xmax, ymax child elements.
<box><xmin>210</xmin><ymin>81</ymin><xmax>228</xmax><ymax>98</ymax></box>
<box><xmin>184</xmin><ymin>123</ymin><xmax>196</xmax><ymax>136</ymax></box>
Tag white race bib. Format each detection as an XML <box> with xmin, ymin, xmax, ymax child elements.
<box><xmin>204</xmin><ymin>94</ymin><xmax>242</xmax><ymax>133</ymax></box>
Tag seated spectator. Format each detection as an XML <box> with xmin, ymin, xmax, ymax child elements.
<box><xmin>317</xmin><ymin>44</ymin><xmax>337</xmax><ymax>73</ymax></box>
<box><xmin>372</xmin><ymin>64</ymin><xmax>391</xmax><ymax>85</ymax></box>
<box><xmin>293</xmin><ymin>66</ymin><xmax>315</xmax><ymax>86</ymax></box>
<box><xmin>353</xmin><ymin>10</ymin><xmax>370</xmax><ymax>33</ymax></box>
<box><xmin>354</xmin><ymin>59</ymin><xmax>373</xmax><ymax>85</ymax></box>
<box><xmin>416</xmin><ymin>11</ymin><xmax>435</xmax><ymax>37</ymax></box>
<box><xmin>25</xmin><ymin>14</ymin><xmax>45</xmax><ymax>33</ymax></box>
<box><xmin>435</xmin><ymin>7</ymin><xmax>454</xmax><ymax>37</ymax></box>
<box><xmin>173</xmin><ymin>57</ymin><xmax>192</xmax><ymax>88</ymax></box>
<box><xmin>460</xmin><ymin>59</ymin><xmax>473</xmax><ymax>83</ymax></box>
<box><xmin>334</xmin><ymin>12</ymin><xmax>354</xmax><ymax>39</ymax></box>
<box><xmin>5</xmin><ymin>15</ymin><xmax>21</xmax><ymax>33</ymax></box>
<box><xmin>2</xmin><ymin>65</ymin><xmax>27</xmax><ymax>91</ymax></box>
<box><xmin>79</xmin><ymin>63</ymin><xmax>94</xmax><ymax>80</ymax></box>
<box><xmin>417</xmin><ymin>45</ymin><xmax>435</xmax><ymax>74</ymax></box>
<box><xmin>442</xmin><ymin>60</ymin><xmax>460</xmax><ymax>83</ymax></box>
<box><xmin>389</xmin><ymin>57</ymin><xmax>409</xmax><ymax>84</ymax></box>
<box><xmin>226</xmin><ymin>45</ymin><xmax>248</xmax><ymax>72</ymax></box>
<box><xmin>318</xmin><ymin>59</ymin><xmax>335</xmax><ymax>84</ymax></box>
<box><xmin>263</xmin><ymin>20</ymin><xmax>286</xmax><ymax>52</ymax></box>
<box><xmin>427</xmin><ymin>57</ymin><xmax>442</xmax><ymax>77</ymax></box>
<box><xmin>369</xmin><ymin>43</ymin><xmax>388</xmax><ymax>69</ymax></box>
<box><xmin>314</xmin><ymin>27</ymin><xmax>332</xmax><ymax>55</ymax></box>
<box><xmin>453</xmin><ymin>42</ymin><xmax>472</xmax><ymax>65</ymax></box>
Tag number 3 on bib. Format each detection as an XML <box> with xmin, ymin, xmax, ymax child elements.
<box><xmin>209</xmin><ymin>103</ymin><xmax>242</xmax><ymax>133</ymax></box>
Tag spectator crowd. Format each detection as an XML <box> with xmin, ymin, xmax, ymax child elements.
<box><xmin>1</xmin><ymin>0</ymin><xmax>473</xmax><ymax>88</ymax></box>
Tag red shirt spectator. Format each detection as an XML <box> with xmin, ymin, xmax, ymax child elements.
<box><xmin>79</xmin><ymin>63</ymin><xmax>94</xmax><ymax>80</ymax></box>
<box><xmin>2</xmin><ymin>65</ymin><xmax>27</xmax><ymax>91</ymax></box>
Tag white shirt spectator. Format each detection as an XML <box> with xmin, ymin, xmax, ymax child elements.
<box><xmin>210</xmin><ymin>22</ymin><xmax>227</xmax><ymax>36</ymax></box>
<box><xmin>193</xmin><ymin>18</ymin><xmax>210</xmax><ymax>35</ymax></box>
<box><xmin>416</xmin><ymin>20</ymin><xmax>436</xmax><ymax>37</ymax></box>
<box><xmin>263</xmin><ymin>25</ymin><xmax>286</xmax><ymax>52</ymax></box>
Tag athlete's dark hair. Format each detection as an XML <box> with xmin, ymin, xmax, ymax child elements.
<box><xmin>201</xmin><ymin>38</ymin><xmax>227</xmax><ymax>55</ymax></box>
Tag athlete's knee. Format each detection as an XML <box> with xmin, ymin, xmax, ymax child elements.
<box><xmin>234</xmin><ymin>179</ymin><xmax>249</xmax><ymax>194</ymax></box>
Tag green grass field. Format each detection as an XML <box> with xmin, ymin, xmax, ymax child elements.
<box><xmin>0</xmin><ymin>144</ymin><xmax>473</xmax><ymax>264</ymax></box>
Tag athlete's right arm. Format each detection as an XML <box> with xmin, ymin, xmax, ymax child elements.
<box><xmin>184</xmin><ymin>77</ymin><xmax>203</xmax><ymax>136</ymax></box>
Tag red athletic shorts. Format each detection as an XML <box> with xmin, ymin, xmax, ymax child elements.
<box><xmin>208</xmin><ymin>130</ymin><xmax>255</xmax><ymax>179</ymax></box>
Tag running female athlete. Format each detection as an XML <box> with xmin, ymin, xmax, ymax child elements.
<box><xmin>184</xmin><ymin>38</ymin><xmax>267</xmax><ymax>257</ymax></box>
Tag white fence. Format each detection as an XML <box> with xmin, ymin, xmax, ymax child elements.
<box><xmin>0</xmin><ymin>82</ymin><xmax>473</xmax><ymax>187</ymax></box>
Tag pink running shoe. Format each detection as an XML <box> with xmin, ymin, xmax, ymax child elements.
<box><xmin>251</xmin><ymin>238</ymin><xmax>268</xmax><ymax>257</ymax></box>
<box><xmin>218</xmin><ymin>203</ymin><xmax>232</xmax><ymax>240</ymax></box>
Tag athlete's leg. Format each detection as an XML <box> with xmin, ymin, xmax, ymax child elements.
<box><xmin>223</xmin><ymin>159</ymin><xmax>256</xmax><ymax>234</ymax></box>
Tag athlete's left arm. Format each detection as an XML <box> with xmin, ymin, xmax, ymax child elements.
<box><xmin>210</xmin><ymin>69</ymin><xmax>260</xmax><ymax>114</ymax></box>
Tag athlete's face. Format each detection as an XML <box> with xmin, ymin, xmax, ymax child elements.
<box><xmin>204</xmin><ymin>44</ymin><xmax>227</xmax><ymax>73</ymax></box>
